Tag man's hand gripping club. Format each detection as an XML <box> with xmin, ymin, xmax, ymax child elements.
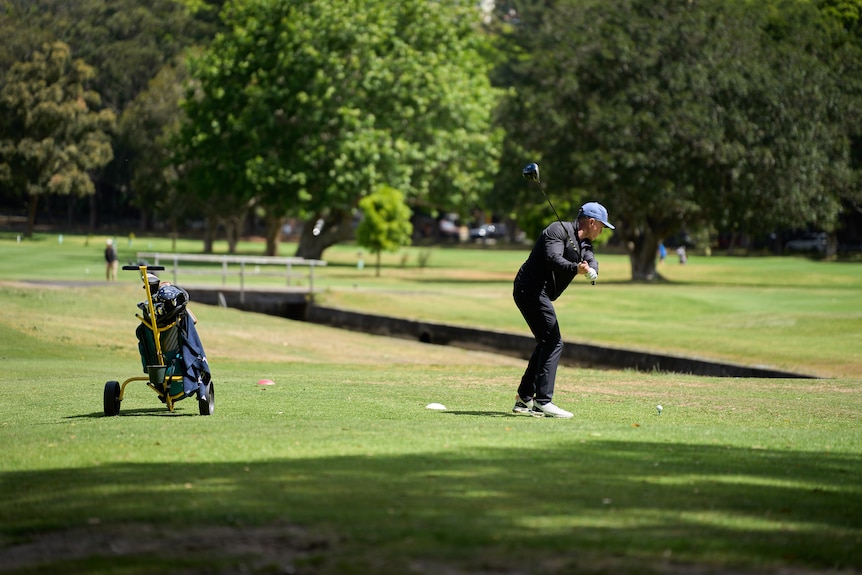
<box><xmin>578</xmin><ymin>261</ymin><xmax>598</xmax><ymax>284</ymax></box>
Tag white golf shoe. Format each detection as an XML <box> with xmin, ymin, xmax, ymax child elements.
<box><xmin>534</xmin><ymin>402</ymin><xmax>573</xmax><ymax>418</ymax></box>
<box><xmin>512</xmin><ymin>395</ymin><xmax>543</xmax><ymax>417</ymax></box>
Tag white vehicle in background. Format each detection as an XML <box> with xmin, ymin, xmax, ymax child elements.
<box><xmin>785</xmin><ymin>232</ymin><xmax>828</xmax><ymax>253</ymax></box>
<box><xmin>469</xmin><ymin>223</ymin><xmax>508</xmax><ymax>241</ymax></box>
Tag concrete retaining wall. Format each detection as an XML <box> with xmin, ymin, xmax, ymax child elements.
<box><xmin>184</xmin><ymin>286</ymin><xmax>817</xmax><ymax>379</ymax></box>
<box><xmin>186</xmin><ymin>287</ymin><xmax>311</xmax><ymax>319</ymax></box>
<box><xmin>307</xmin><ymin>306</ymin><xmax>817</xmax><ymax>379</ymax></box>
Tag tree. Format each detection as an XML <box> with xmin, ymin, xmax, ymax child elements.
<box><xmin>496</xmin><ymin>0</ymin><xmax>854</xmax><ymax>279</ymax></box>
<box><xmin>0</xmin><ymin>42</ymin><xmax>115</xmax><ymax>237</ymax></box>
<box><xmin>0</xmin><ymin>0</ymin><xmax>226</xmax><ymax>230</ymax></box>
<box><xmin>175</xmin><ymin>0</ymin><xmax>502</xmax><ymax>258</ymax></box>
<box><xmin>0</xmin><ymin>0</ymin><xmax>226</xmax><ymax>113</ymax></box>
<box><xmin>356</xmin><ymin>186</ymin><xmax>414</xmax><ymax>276</ymax></box>
<box><xmin>815</xmin><ymin>0</ymin><xmax>862</xmax><ymax>250</ymax></box>
<box><xmin>117</xmin><ymin>58</ymin><xmax>221</xmax><ymax>251</ymax></box>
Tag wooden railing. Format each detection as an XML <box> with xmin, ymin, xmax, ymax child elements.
<box><xmin>135</xmin><ymin>252</ymin><xmax>326</xmax><ymax>303</ymax></box>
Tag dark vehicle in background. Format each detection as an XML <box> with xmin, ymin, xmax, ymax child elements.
<box><xmin>662</xmin><ymin>233</ymin><xmax>697</xmax><ymax>249</ymax></box>
<box><xmin>785</xmin><ymin>232</ymin><xmax>828</xmax><ymax>253</ymax></box>
<box><xmin>838</xmin><ymin>239</ymin><xmax>862</xmax><ymax>254</ymax></box>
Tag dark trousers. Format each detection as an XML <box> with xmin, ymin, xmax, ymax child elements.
<box><xmin>513</xmin><ymin>282</ymin><xmax>563</xmax><ymax>405</ymax></box>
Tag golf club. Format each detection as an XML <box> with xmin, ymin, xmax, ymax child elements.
<box><xmin>522</xmin><ymin>162</ymin><xmax>597</xmax><ymax>284</ymax></box>
<box><xmin>522</xmin><ymin>163</ymin><xmax>573</xmax><ymax>247</ymax></box>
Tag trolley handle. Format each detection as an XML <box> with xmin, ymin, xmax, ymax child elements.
<box><xmin>122</xmin><ymin>265</ymin><xmax>165</xmax><ymax>271</ymax></box>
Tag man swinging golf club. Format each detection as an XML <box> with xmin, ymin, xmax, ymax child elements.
<box><xmin>513</xmin><ymin>163</ymin><xmax>614</xmax><ymax>418</ymax></box>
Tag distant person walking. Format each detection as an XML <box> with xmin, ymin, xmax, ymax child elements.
<box><xmin>104</xmin><ymin>238</ymin><xmax>118</xmax><ymax>281</ymax></box>
<box><xmin>658</xmin><ymin>242</ymin><xmax>667</xmax><ymax>264</ymax></box>
<box><xmin>512</xmin><ymin>202</ymin><xmax>614</xmax><ymax>418</ymax></box>
<box><xmin>676</xmin><ymin>245</ymin><xmax>687</xmax><ymax>265</ymax></box>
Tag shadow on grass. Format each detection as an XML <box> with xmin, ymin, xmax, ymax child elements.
<box><xmin>440</xmin><ymin>410</ymin><xmax>512</xmax><ymax>417</ymax></box>
<box><xmin>67</xmin><ymin>408</ymin><xmax>199</xmax><ymax>419</ymax></box>
<box><xmin>0</xmin><ymin>440</ymin><xmax>859</xmax><ymax>573</ymax></box>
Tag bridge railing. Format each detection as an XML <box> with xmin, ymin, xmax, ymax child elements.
<box><xmin>135</xmin><ymin>252</ymin><xmax>326</xmax><ymax>303</ymax></box>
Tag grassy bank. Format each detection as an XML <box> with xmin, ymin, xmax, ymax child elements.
<box><xmin>2</xmin><ymin>232</ymin><xmax>859</xmax><ymax>377</ymax></box>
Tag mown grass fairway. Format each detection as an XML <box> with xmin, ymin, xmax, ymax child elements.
<box><xmin>0</xmin><ymin>233</ymin><xmax>860</xmax><ymax>574</ymax></box>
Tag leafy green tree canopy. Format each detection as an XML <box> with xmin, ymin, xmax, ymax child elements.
<box><xmin>0</xmin><ymin>0</ymin><xmax>225</xmax><ymax>113</ymax></box>
<box><xmin>118</xmin><ymin>59</ymin><xmax>197</xmax><ymax>247</ymax></box>
<box><xmin>1</xmin><ymin>0</ymin><xmax>226</xmax><ymax>232</ymax></box>
<box><xmin>356</xmin><ymin>185</ymin><xmax>414</xmax><ymax>276</ymax></box>
<box><xmin>175</xmin><ymin>0</ymin><xmax>503</xmax><ymax>258</ymax></box>
<box><xmin>0</xmin><ymin>42</ymin><xmax>115</xmax><ymax>236</ymax></box>
<box><xmin>498</xmin><ymin>0</ymin><xmax>853</xmax><ymax>279</ymax></box>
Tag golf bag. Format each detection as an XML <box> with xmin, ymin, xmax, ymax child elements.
<box><xmin>135</xmin><ymin>284</ymin><xmax>211</xmax><ymax>399</ymax></box>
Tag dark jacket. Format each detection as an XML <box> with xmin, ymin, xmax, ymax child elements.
<box><xmin>514</xmin><ymin>220</ymin><xmax>598</xmax><ymax>301</ymax></box>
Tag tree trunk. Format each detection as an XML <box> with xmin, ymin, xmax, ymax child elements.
<box><xmin>826</xmin><ymin>233</ymin><xmax>837</xmax><ymax>259</ymax></box>
<box><xmin>89</xmin><ymin>190</ymin><xmax>97</xmax><ymax>231</ymax></box>
<box><xmin>26</xmin><ymin>196</ymin><xmax>38</xmax><ymax>238</ymax></box>
<box><xmin>724</xmin><ymin>231</ymin><xmax>739</xmax><ymax>256</ymax></box>
<box><xmin>169</xmin><ymin>215</ymin><xmax>178</xmax><ymax>252</ymax></box>
<box><xmin>203</xmin><ymin>219</ymin><xmax>216</xmax><ymax>253</ymax></box>
<box><xmin>376</xmin><ymin>251</ymin><xmax>381</xmax><ymax>276</ymax></box>
<box><xmin>626</xmin><ymin>228</ymin><xmax>660</xmax><ymax>281</ymax></box>
<box><xmin>264</xmin><ymin>214</ymin><xmax>282</xmax><ymax>256</ymax></box>
<box><xmin>294</xmin><ymin>210</ymin><xmax>356</xmax><ymax>259</ymax></box>
<box><xmin>226</xmin><ymin>216</ymin><xmax>241</xmax><ymax>254</ymax></box>
<box><xmin>66</xmin><ymin>195</ymin><xmax>75</xmax><ymax>227</ymax></box>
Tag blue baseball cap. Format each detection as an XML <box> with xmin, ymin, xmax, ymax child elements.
<box><xmin>579</xmin><ymin>202</ymin><xmax>615</xmax><ymax>230</ymax></box>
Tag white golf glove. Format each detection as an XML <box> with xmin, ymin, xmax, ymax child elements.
<box><xmin>585</xmin><ymin>267</ymin><xmax>598</xmax><ymax>282</ymax></box>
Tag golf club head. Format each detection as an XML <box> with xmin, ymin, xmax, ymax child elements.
<box><xmin>522</xmin><ymin>162</ymin><xmax>540</xmax><ymax>183</ymax></box>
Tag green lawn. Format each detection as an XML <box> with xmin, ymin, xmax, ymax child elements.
<box><xmin>0</xmin><ymin>233</ymin><xmax>860</xmax><ymax>574</ymax></box>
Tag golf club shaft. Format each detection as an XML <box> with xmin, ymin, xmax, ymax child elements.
<box><xmin>530</xmin><ymin>180</ymin><xmax>575</xmax><ymax>249</ymax></box>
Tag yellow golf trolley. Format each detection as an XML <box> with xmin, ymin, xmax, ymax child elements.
<box><xmin>103</xmin><ymin>264</ymin><xmax>215</xmax><ymax>416</ymax></box>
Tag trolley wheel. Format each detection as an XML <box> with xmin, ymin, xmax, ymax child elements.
<box><xmin>198</xmin><ymin>381</ymin><xmax>214</xmax><ymax>416</ymax></box>
<box><xmin>104</xmin><ymin>380</ymin><xmax>121</xmax><ymax>416</ymax></box>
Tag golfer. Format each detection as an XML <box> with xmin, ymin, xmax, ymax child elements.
<box><xmin>512</xmin><ymin>202</ymin><xmax>614</xmax><ymax>418</ymax></box>
<box><xmin>104</xmin><ymin>238</ymin><xmax>118</xmax><ymax>281</ymax></box>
